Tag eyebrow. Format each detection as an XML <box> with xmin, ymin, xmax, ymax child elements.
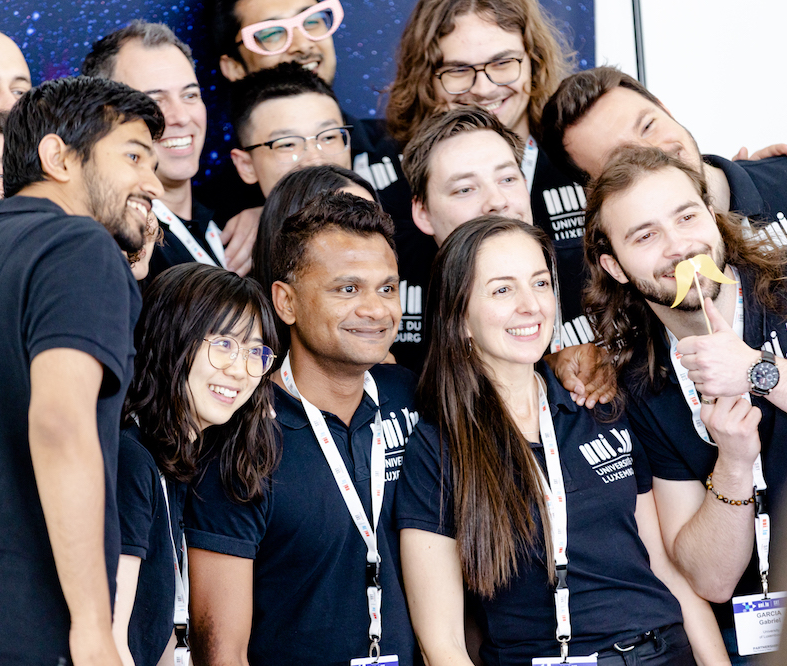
<box><xmin>622</xmin><ymin>201</ymin><xmax>699</xmax><ymax>241</ymax></box>
<box><xmin>12</xmin><ymin>75</ymin><xmax>31</xmax><ymax>84</ymax></box>
<box><xmin>443</xmin><ymin>160</ymin><xmax>519</xmax><ymax>185</ymax></box>
<box><xmin>127</xmin><ymin>138</ymin><xmax>156</xmax><ymax>157</ymax></box>
<box><xmin>486</xmin><ymin>268</ymin><xmax>549</xmax><ymax>285</ymax></box>
<box><xmin>143</xmin><ymin>82</ymin><xmax>200</xmax><ymax>96</ymax></box>
<box><xmin>249</xmin><ymin>4</ymin><xmax>315</xmax><ymax>23</ymax></box>
<box><xmin>440</xmin><ymin>49</ymin><xmax>524</xmax><ymax>68</ymax></box>
<box><xmin>266</xmin><ymin>118</ymin><xmax>342</xmax><ymax>140</ymax></box>
<box><xmin>329</xmin><ymin>274</ymin><xmax>399</xmax><ymax>284</ymax></box>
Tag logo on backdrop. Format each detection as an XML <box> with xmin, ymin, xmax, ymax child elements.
<box><xmin>395</xmin><ymin>280</ymin><xmax>424</xmax><ymax>346</ymax></box>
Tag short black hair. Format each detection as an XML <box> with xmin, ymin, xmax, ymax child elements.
<box><xmin>3</xmin><ymin>76</ymin><xmax>164</xmax><ymax>198</ymax></box>
<box><xmin>82</xmin><ymin>20</ymin><xmax>195</xmax><ymax>79</ymax></box>
<box><xmin>272</xmin><ymin>191</ymin><xmax>396</xmax><ymax>284</ymax></box>
<box><xmin>210</xmin><ymin>0</ymin><xmax>245</xmax><ymax>64</ymax></box>
<box><xmin>230</xmin><ymin>61</ymin><xmax>338</xmax><ymax>145</ymax></box>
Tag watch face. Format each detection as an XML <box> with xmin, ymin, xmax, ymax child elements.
<box><xmin>752</xmin><ymin>361</ymin><xmax>780</xmax><ymax>391</ymax></box>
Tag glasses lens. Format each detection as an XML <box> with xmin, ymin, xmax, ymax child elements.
<box><xmin>485</xmin><ymin>58</ymin><xmax>521</xmax><ymax>85</ymax></box>
<box><xmin>246</xmin><ymin>345</ymin><xmax>276</xmax><ymax>377</ymax></box>
<box><xmin>252</xmin><ymin>26</ymin><xmax>288</xmax><ymax>53</ymax></box>
<box><xmin>315</xmin><ymin>127</ymin><xmax>350</xmax><ymax>155</ymax></box>
<box><xmin>439</xmin><ymin>66</ymin><xmax>475</xmax><ymax>94</ymax></box>
<box><xmin>302</xmin><ymin>8</ymin><xmax>334</xmax><ymax>35</ymax></box>
<box><xmin>207</xmin><ymin>337</ymin><xmax>238</xmax><ymax>370</ymax></box>
<box><xmin>270</xmin><ymin>136</ymin><xmax>305</xmax><ymax>163</ymax></box>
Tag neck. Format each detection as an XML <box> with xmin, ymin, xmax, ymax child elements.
<box><xmin>16</xmin><ymin>183</ymin><xmax>89</xmax><ymax>218</ymax></box>
<box><xmin>703</xmin><ymin>163</ymin><xmax>731</xmax><ymax>214</ymax></box>
<box><xmin>487</xmin><ymin>360</ymin><xmax>541</xmax><ymax>435</ymax></box>
<box><xmin>158</xmin><ymin>178</ymin><xmax>192</xmax><ymax>219</ymax></box>
<box><xmin>514</xmin><ymin>116</ymin><xmax>531</xmax><ymax>143</ymax></box>
<box><xmin>274</xmin><ymin>343</ymin><xmax>368</xmax><ymax>426</ymax></box>
<box><xmin>648</xmin><ymin>265</ymin><xmax>738</xmax><ymax>340</ymax></box>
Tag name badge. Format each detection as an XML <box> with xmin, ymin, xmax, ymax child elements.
<box><xmin>732</xmin><ymin>591</ymin><xmax>786</xmax><ymax>656</ymax></box>
<box><xmin>350</xmin><ymin>656</ymin><xmax>399</xmax><ymax>665</ymax></box>
<box><xmin>532</xmin><ymin>657</ymin><xmax>597</xmax><ymax>665</ymax></box>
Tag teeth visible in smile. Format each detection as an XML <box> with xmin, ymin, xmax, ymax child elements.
<box><xmin>160</xmin><ymin>136</ymin><xmax>192</xmax><ymax>148</ymax></box>
<box><xmin>127</xmin><ymin>200</ymin><xmax>148</xmax><ymax>216</ymax></box>
<box><xmin>301</xmin><ymin>61</ymin><xmax>319</xmax><ymax>71</ymax></box>
<box><xmin>209</xmin><ymin>385</ymin><xmax>237</xmax><ymax>398</ymax></box>
<box><xmin>507</xmin><ymin>325</ymin><xmax>538</xmax><ymax>337</ymax></box>
<box><xmin>484</xmin><ymin>100</ymin><xmax>503</xmax><ymax>112</ymax></box>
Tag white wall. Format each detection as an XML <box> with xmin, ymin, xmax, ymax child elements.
<box><xmin>594</xmin><ymin>0</ymin><xmax>787</xmax><ymax>159</ymax></box>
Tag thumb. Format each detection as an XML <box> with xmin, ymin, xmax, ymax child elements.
<box><xmin>705</xmin><ymin>297</ymin><xmax>731</xmax><ymax>334</ymax></box>
<box><xmin>732</xmin><ymin>146</ymin><xmax>749</xmax><ymax>161</ymax></box>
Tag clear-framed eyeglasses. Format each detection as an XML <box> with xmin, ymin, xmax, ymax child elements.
<box><xmin>237</xmin><ymin>0</ymin><xmax>344</xmax><ymax>56</ymax></box>
<box><xmin>204</xmin><ymin>337</ymin><xmax>276</xmax><ymax>378</ymax></box>
<box><xmin>435</xmin><ymin>57</ymin><xmax>524</xmax><ymax>95</ymax></box>
<box><xmin>242</xmin><ymin>125</ymin><xmax>352</xmax><ymax>164</ymax></box>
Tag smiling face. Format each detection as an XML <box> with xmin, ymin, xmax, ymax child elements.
<box><xmin>79</xmin><ymin>119</ymin><xmax>163</xmax><ymax>253</ymax></box>
<box><xmin>232</xmin><ymin>92</ymin><xmax>350</xmax><ymax>197</ymax></box>
<box><xmin>435</xmin><ymin>13</ymin><xmax>532</xmax><ymax>138</ymax></box>
<box><xmin>112</xmin><ymin>40</ymin><xmax>207</xmax><ymax>190</ymax></box>
<box><xmin>598</xmin><ymin>167</ymin><xmax>725</xmax><ymax>311</ymax></box>
<box><xmin>414</xmin><ymin>130</ymin><xmax>532</xmax><ymax>245</ymax></box>
<box><xmin>0</xmin><ymin>34</ymin><xmax>31</xmax><ymax>112</ymax></box>
<box><xmin>187</xmin><ymin>317</ymin><xmax>264</xmax><ymax>432</ymax></box>
<box><xmin>225</xmin><ymin>0</ymin><xmax>338</xmax><ymax>84</ymax></box>
<box><xmin>285</xmin><ymin>229</ymin><xmax>400</xmax><ymax>372</ymax></box>
<box><xmin>466</xmin><ymin>230</ymin><xmax>555</xmax><ymax>379</ymax></box>
<box><xmin>563</xmin><ymin>87</ymin><xmax>704</xmax><ymax>181</ymax></box>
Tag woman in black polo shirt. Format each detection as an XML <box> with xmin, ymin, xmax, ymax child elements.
<box><xmin>114</xmin><ymin>263</ymin><xmax>279</xmax><ymax>666</ymax></box>
<box><xmin>396</xmin><ymin>216</ymin><xmax>729</xmax><ymax>665</ymax></box>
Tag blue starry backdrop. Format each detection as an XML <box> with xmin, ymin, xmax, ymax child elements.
<box><xmin>1</xmin><ymin>0</ymin><xmax>593</xmax><ymax>183</ymax></box>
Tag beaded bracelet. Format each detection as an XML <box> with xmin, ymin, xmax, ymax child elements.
<box><xmin>705</xmin><ymin>473</ymin><xmax>755</xmax><ymax>506</ymax></box>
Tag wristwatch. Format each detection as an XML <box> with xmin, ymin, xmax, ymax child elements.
<box><xmin>748</xmin><ymin>350</ymin><xmax>780</xmax><ymax>396</ymax></box>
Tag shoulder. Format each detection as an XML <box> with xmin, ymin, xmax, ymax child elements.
<box><xmin>370</xmin><ymin>363</ymin><xmax>418</xmax><ymax>402</ymax></box>
<box><xmin>119</xmin><ymin>426</ymin><xmax>160</xmax><ymax>480</ymax></box>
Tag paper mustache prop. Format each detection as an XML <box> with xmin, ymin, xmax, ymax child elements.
<box><xmin>670</xmin><ymin>253</ymin><xmax>737</xmax><ymax>334</ymax></box>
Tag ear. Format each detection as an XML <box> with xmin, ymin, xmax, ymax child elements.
<box><xmin>599</xmin><ymin>253</ymin><xmax>629</xmax><ymax>284</ymax></box>
<box><xmin>38</xmin><ymin>134</ymin><xmax>76</xmax><ymax>184</ymax></box>
<box><xmin>411</xmin><ymin>199</ymin><xmax>436</xmax><ymax>237</ymax></box>
<box><xmin>230</xmin><ymin>148</ymin><xmax>260</xmax><ymax>186</ymax></box>
<box><xmin>271</xmin><ymin>280</ymin><xmax>296</xmax><ymax>326</ymax></box>
<box><xmin>220</xmin><ymin>54</ymin><xmax>247</xmax><ymax>82</ymax></box>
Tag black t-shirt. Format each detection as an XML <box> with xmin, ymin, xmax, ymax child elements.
<box><xmin>185</xmin><ymin>363</ymin><xmax>421</xmax><ymax>666</ymax></box>
<box><xmin>0</xmin><ymin>196</ymin><xmax>140</xmax><ymax>664</ymax></box>
<box><xmin>118</xmin><ymin>424</ymin><xmax>187</xmax><ymax>666</ymax></box>
<box><xmin>625</xmin><ymin>267</ymin><xmax>787</xmax><ymax>634</ymax></box>
<box><xmin>396</xmin><ymin>363</ymin><xmax>682</xmax><ymax>663</ymax></box>
<box><xmin>146</xmin><ymin>199</ymin><xmax>223</xmax><ymax>285</ymax></box>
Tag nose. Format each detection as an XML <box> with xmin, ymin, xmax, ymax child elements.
<box><xmin>225</xmin><ymin>350</ymin><xmax>251</xmax><ymax>379</ymax></box>
<box><xmin>662</xmin><ymin>225</ymin><xmax>694</xmax><ymax>259</ymax></box>
<box><xmin>160</xmin><ymin>98</ymin><xmax>190</xmax><ymax>128</ymax></box>
<box><xmin>142</xmin><ymin>167</ymin><xmax>164</xmax><ymax>200</ymax></box>
<box><xmin>299</xmin><ymin>138</ymin><xmax>331</xmax><ymax>166</ymax></box>
<box><xmin>356</xmin><ymin>290</ymin><xmax>391</xmax><ymax>321</ymax></box>
<box><xmin>468</xmin><ymin>68</ymin><xmax>500</xmax><ymax>99</ymax></box>
<box><xmin>289</xmin><ymin>25</ymin><xmax>315</xmax><ymax>55</ymax></box>
<box><xmin>481</xmin><ymin>184</ymin><xmax>508</xmax><ymax>215</ymax></box>
<box><xmin>515</xmin><ymin>285</ymin><xmax>541</xmax><ymax>315</ymax></box>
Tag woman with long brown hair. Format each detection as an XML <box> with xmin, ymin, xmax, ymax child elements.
<box><xmin>396</xmin><ymin>216</ymin><xmax>729</xmax><ymax>665</ymax></box>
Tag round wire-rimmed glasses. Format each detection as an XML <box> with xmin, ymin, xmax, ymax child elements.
<box><xmin>237</xmin><ymin>0</ymin><xmax>344</xmax><ymax>56</ymax></box>
<box><xmin>204</xmin><ymin>337</ymin><xmax>276</xmax><ymax>378</ymax></box>
<box><xmin>435</xmin><ymin>57</ymin><xmax>524</xmax><ymax>95</ymax></box>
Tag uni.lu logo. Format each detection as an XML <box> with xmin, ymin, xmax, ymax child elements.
<box><xmin>542</xmin><ymin>185</ymin><xmax>586</xmax><ymax>215</ymax></box>
<box><xmin>579</xmin><ymin>429</ymin><xmax>632</xmax><ymax>465</ymax></box>
<box><xmin>399</xmin><ymin>280</ymin><xmax>422</xmax><ymax>315</ymax></box>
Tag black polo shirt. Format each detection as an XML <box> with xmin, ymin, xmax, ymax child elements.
<box><xmin>185</xmin><ymin>363</ymin><xmax>421</xmax><ymax>666</ymax></box>
<box><xmin>625</xmin><ymin>267</ymin><xmax>787</xmax><ymax>633</ymax></box>
<box><xmin>396</xmin><ymin>363</ymin><xmax>682</xmax><ymax>663</ymax></box>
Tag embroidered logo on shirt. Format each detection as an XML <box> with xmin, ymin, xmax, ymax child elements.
<box><xmin>578</xmin><ymin>428</ymin><xmax>634</xmax><ymax>484</ymax></box>
<box><xmin>541</xmin><ymin>185</ymin><xmax>586</xmax><ymax>241</ymax></box>
<box><xmin>373</xmin><ymin>407</ymin><xmax>420</xmax><ymax>482</ymax></box>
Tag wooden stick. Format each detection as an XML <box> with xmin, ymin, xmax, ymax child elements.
<box><xmin>694</xmin><ymin>270</ymin><xmax>713</xmax><ymax>335</ymax></box>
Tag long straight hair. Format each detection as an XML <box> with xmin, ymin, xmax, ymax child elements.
<box><xmin>123</xmin><ymin>263</ymin><xmax>280</xmax><ymax>503</ymax></box>
<box><xmin>419</xmin><ymin>215</ymin><xmax>557</xmax><ymax>597</ymax></box>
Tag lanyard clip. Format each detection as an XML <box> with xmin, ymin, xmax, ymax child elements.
<box><xmin>369</xmin><ymin>637</ymin><xmax>380</xmax><ymax>662</ymax></box>
<box><xmin>761</xmin><ymin>572</ymin><xmax>770</xmax><ymax>599</ymax></box>
<box><xmin>175</xmin><ymin>623</ymin><xmax>189</xmax><ymax>649</ymax></box>
<box><xmin>755</xmin><ymin>487</ymin><xmax>768</xmax><ymax>516</ymax></box>
<box><xmin>366</xmin><ymin>558</ymin><xmax>381</xmax><ymax>590</ymax></box>
<box><xmin>555</xmin><ymin>564</ymin><xmax>568</xmax><ymax>590</ymax></box>
<box><xmin>559</xmin><ymin>638</ymin><xmax>569</xmax><ymax>663</ymax></box>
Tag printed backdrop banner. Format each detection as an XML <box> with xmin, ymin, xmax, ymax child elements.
<box><xmin>1</xmin><ymin>0</ymin><xmax>594</xmax><ymax>182</ymax></box>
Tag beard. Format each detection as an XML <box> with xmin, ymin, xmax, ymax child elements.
<box><xmin>83</xmin><ymin>162</ymin><xmax>146</xmax><ymax>254</ymax></box>
<box><xmin>622</xmin><ymin>239</ymin><xmax>727</xmax><ymax>311</ymax></box>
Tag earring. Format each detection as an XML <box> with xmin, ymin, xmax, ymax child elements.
<box><xmin>467</xmin><ymin>338</ymin><xmax>473</xmax><ymax>358</ymax></box>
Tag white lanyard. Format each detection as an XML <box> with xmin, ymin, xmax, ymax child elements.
<box><xmin>521</xmin><ymin>136</ymin><xmax>539</xmax><ymax>195</ymax></box>
<box><xmin>666</xmin><ymin>267</ymin><xmax>770</xmax><ymax>592</ymax></box>
<box><xmin>158</xmin><ymin>472</ymin><xmax>189</xmax><ymax>626</ymax></box>
<box><xmin>152</xmin><ymin>199</ymin><xmax>227</xmax><ymax>268</ymax></box>
<box><xmin>281</xmin><ymin>353</ymin><xmax>386</xmax><ymax>655</ymax></box>
<box><xmin>532</xmin><ymin>374</ymin><xmax>571</xmax><ymax>658</ymax></box>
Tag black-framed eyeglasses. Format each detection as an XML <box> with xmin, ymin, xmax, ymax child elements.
<box><xmin>435</xmin><ymin>57</ymin><xmax>524</xmax><ymax>95</ymax></box>
<box><xmin>204</xmin><ymin>337</ymin><xmax>276</xmax><ymax>378</ymax></box>
<box><xmin>242</xmin><ymin>125</ymin><xmax>352</xmax><ymax>164</ymax></box>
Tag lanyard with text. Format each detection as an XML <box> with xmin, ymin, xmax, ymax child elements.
<box><xmin>158</xmin><ymin>472</ymin><xmax>190</xmax><ymax>665</ymax></box>
<box><xmin>152</xmin><ymin>199</ymin><xmax>227</xmax><ymax>268</ymax></box>
<box><xmin>281</xmin><ymin>353</ymin><xmax>390</xmax><ymax>663</ymax></box>
<box><xmin>521</xmin><ymin>136</ymin><xmax>539</xmax><ymax>195</ymax></box>
<box><xmin>531</xmin><ymin>375</ymin><xmax>594</xmax><ymax>666</ymax></box>
<box><xmin>665</xmin><ymin>269</ymin><xmax>780</xmax><ymax>655</ymax></box>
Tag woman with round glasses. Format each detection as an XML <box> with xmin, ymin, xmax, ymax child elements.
<box><xmin>396</xmin><ymin>216</ymin><xmax>729</xmax><ymax>665</ymax></box>
<box><xmin>113</xmin><ymin>263</ymin><xmax>279</xmax><ymax>666</ymax></box>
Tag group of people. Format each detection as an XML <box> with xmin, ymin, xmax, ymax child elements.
<box><xmin>1</xmin><ymin>1</ymin><xmax>786</xmax><ymax>666</ymax></box>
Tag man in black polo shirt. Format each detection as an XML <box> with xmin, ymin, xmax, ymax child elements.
<box><xmin>538</xmin><ymin>66</ymin><xmax>787</xmax><ymax>249</ymax></box>
<box><xmin>186</xmin><ymin>192</ymin><xmax>420</xmax><ymax>665</ymax></box>
<box><xmin>0</xmin><ymin>76</ymin><xmax>162</xmax><ymax>665</ymax></box>
<box><xmin>582</xmin><ymin>145</ymin><xmax>787</xmax><ymax>663</ymax></box>
<box><xmin>83</xmin><ymin>21</ymin><xmax>232</xmax><ymax>279</ymax></box>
